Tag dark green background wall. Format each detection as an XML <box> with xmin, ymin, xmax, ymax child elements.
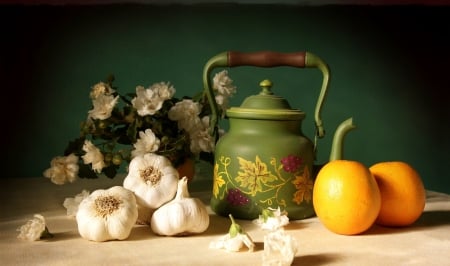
<box><xmin>1</xmin><ymin>3</ymin><xmax>449</xmax><ymax>193</ymax></box>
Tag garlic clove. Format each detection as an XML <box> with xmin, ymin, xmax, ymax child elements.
<box><xmin>108</xmin><ymin>205</ymin><xmax>140</xmax><ymax>240</ymax></box>
<box><xmin>80</xmin><ymin>217</ymin><xmax>110</xmax><ymax>242</ymax></box>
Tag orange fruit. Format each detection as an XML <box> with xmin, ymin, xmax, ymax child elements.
<box><xmin>313</xmin><ymin>160</ymin><xmax>381</xmax><ymax>235</ymax></box>
<box><xmin>369</xmin><ymin>161</ymin><xmax>425</xmax><ymax>227</ymax></box>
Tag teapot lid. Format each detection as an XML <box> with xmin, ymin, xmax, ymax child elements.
<box><xmin>226</xmin><ymin>79</ymin><xmax>305</xmax><ymax>120</ymax></box>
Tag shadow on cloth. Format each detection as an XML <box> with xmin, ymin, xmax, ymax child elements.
<box><xmin>365</xmin><ymin>210</ymin><xmax>450</xmax><ymax>235</ymax></box>
<box><xmin>126</xmin><ymin>214</ymin><xmax>232</xmax><ymax>241</ymax></box>
<box><xmin>415</xmin><ymin>210</ymin><xmax>450</xmax><ymax>227</ymax></box>
<box><xmin>292</xmin><ymin>253</ymin><xmax>343</xmax><ymax>266</ymax></box>
<box><xmin>45</xmin><ymin>230</ymin><xmax>81</xmax><ymax>242</ymax></box>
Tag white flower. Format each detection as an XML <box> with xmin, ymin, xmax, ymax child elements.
<box><xmin>213</xmin><ymin>70</ymin><xmax>236</xmax><ymax>111</ymax></box>
<box><xmin>88</xmin><ymin>94</ymin><xmax>119</xmax><ymax>120</ymax></box>
<box><xmin>253</xmin><ymin>207</ymin><xmax>290</xmax><ymax>231</ymax></box>
<box><xmin>168</xmin><ymin>99</ymin><xmax>202</xmax><ymax>132</ymax></box>
<box><xmin>189</xmin><ymin>116</ymin><xmax>214</xmax><ymax>154</ymax></box>
<box><xmin>132</xmin><ymin>85</ymin><xmax>159</xmax><ymax>116</ymax></box>
<box><xmin>132</xmin><ymin>82</ymin><xmax>174</xmax><ymax>116</ymax></box>
<box><xmin>209</xmin><ymin>232</ymin><xmax>255</xmax><ymax>252</ymax></box>
<box><xmin>76</xmin><ymin>186</ymin><xmax>138</xmax><ymax>242</ymax></box>
<box><xmin>90</xmin><ymin>81</ymin><xmax>115</xmax><ymax>99</ymax></box>
<box><xmin>81</xmin><ymin>140</ymin><xmax>105</xmax><ymax>173</ymax></box>
<box><xmin>43</xmin><ymin>154</ymin><xmax>79</xmax><ymax>185</ymax></box>
<box><xmin>63</xmin><ymin>190</ymin><xmax>90</xmax><ymax>218</ymax></box>
<box><xmin>152</xmin><ymin>81</ymin><xmax>175</xmax><ymax>100</ymax></box>
<box><xmin>123</xmin><ymin>153</ymin><xmax>179</xmax><ymax>210</ymax></box>
<box><xmin>17</xmin><ymin>214</ymin><xmax>52</xmax><ymax>241</ymax></box>
<box><xmin>131</xmin><ymin>129</ymin><xmax>161</xmax><ymax>158</ymax></box>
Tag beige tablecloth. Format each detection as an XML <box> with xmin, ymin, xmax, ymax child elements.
<box><xmin>1</xmin><ymin>176</ymin><xmax>449</xmax><ymax>266</ymax></box>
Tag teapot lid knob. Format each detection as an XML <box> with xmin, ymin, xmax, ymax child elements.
<box><xmin>226</xmin><ymin>78</ymin><xmax>304</xmax><ymax>120</ymax></box>
<box><xmin>259</xmin><ymin>79</ymin><xmax>273</xmax><ymax>95</ymax></box>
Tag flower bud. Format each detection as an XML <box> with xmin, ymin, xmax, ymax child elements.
<box><xmin>98</xmin><ymin>120</ymin><xmax>108</xmax><ymax>129</ymax></box>
<box><xmin>104</xmin><ymin>153</ymin><xmax>113</xmax><ymax>163</ymax></box>
<box><xmin>161</xmin><ymin>136</ymin><xmax>170</xmax><ymax>144</ymax></box>
<box><xmin>112</xmin><ymin>154</ymin><xmax>122</xmax><ymax>165</ymax></box>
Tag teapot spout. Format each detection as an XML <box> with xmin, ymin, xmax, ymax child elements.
<box><xmin>329</xmin><ymin>117</ymin><xmax>356</xmax><ymax>161</ymax></box>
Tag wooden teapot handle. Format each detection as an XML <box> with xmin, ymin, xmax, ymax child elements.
<box><xmin>203</xmin><ymin>51</ymin><xmax>329</xmax><ymax>147</ymax></box>
<box><xmin>228</xmin><ymin>51</ymin><xmax>307</xmax><ymax>67</ymax></box>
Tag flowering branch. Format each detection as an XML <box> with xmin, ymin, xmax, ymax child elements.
<box><xmin>44</xmin><ymin>71</ymin><xmax>236</xmax><ymax>185</ymax></box>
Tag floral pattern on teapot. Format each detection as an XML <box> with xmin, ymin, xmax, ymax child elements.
<box><xmin>212</xmin><ymin>154</ymin><xmax>313</xmax><ymax>209</ymax></box>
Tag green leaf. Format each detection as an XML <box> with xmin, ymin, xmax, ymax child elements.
<box><xmin>261</xmin><ymin>208</ymin><xmax>274</xmax><ymax>222</ymax></box>
<box><xmin>78</xmin><ymin>163</ymin><xmax>98</xmax><ymax>179</ymax></box>
<box><xmin>228</xmin><ymin>214</ymin><xmax>243</xmax><ymax>238</ymax></box>
<box><xmin>103</xmin><ymin>165</ymin><xmax>117</xmax><ymax>179</ymax></box>
<box><xmin>126</xmin><ymin>119</ymin><xmax>138</xmax><ymax>143</ymax></box>
<box><xmin>64</xmin><ymin>137</ymin><xmax>85</xmax><ymax>156</ymax></box>
<box><xmin>117</xmin><ymin>135</ymin><xmax>132</xmax><ymax>145</ymax></box>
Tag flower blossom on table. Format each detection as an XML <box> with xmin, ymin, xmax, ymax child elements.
<box><xmin>209</xmin><ymin>214</ymin><xmax>255</xmax><ymax>252</ymax></box>
<box><xmin>132</xmin><ymin>82</ymin><xmax>175</xmax><ymax>116</ymax></box>
<box><xmin>43</xmin><ymin>153</ymin><xmax>79</xmax><ymax>185</ymax></box>
<box><xmin>209</xmin><ymin>231</ymin><xmax>255</xmax><ymax>252</ymax></box>
<box><xmin>253</xmin><ymin>207</ymin><xmax>290</xmax><ymax>231</ymax></box>
<box><xmin>131</xmin><ymin>129</ymin><xmax>161</xmax><ymax>158</ymax></box>
<box><xmin>254</xmin><ymin>208</ymin><xmax>297</xmax><ymax>266</ymax></box>
<box><xmin>81</xmin><ymin>140</ymin><xmax>105</xmax><ymax>173</ymax></box>
<box><xmin>263</xmin><ymin>229</ymin><xmax>298</xmax><ymax>266</ymax></box>
<box><xmin>17</xmin><ymin>214</ymin><xmax>52</xmax><ymax>241</ymax></box>
<box><xmin>63</xmin><ymin>190</ymin><xmax>90</xmax><ymax>218</ymax></box>
<box><xmin>213</xmin><ymin>70</ymin><xmax>236</xmax><ymax>113</ymax></box>
<box><xmin>88</xmin><ymin>94</ymin><xmax>119</xmax><ymax>120</ymax></box>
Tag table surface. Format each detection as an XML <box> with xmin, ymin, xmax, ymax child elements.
<box><xmin>1</xmin><ymin>175</ymin><xmax>449</xmax><ymax>266</ymax></box>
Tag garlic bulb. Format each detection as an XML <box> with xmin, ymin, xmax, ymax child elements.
<box><xmin>150</xmin><ymin>176</ymin><xmax>209</xmax><ymax>236</ymax></box>
<box><xmin>76</xmin><ymin>186</ymin><xmax>138</xmax><ymax>242</ymax></box>
<box><xmin>123</xmin><ymin>153</ymin><xmax>178</xmax><ymax>210</ymax></box>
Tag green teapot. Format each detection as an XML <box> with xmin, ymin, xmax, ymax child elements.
<box><xmin>203</xmin><ymin>51</ymin><xmax>355</xmax><ymax>220</ymax></box>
